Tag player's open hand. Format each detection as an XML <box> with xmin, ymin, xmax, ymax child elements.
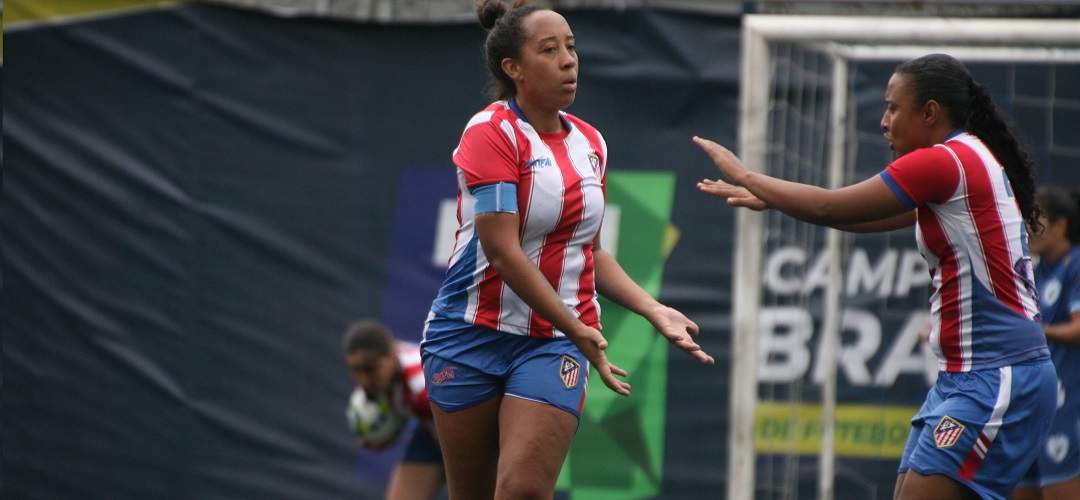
<box><xmin>567</xmin><ymin>325</ymin><xmax>631</xmax><ymax>396</ymax></box>
<box><xmin>697</xmin><ymin>178</ymin><xmax>768</xmax><ymax>211</ymax></box>
<box><xmin>692</xmin><ymin>136</ymin><xmax>750</xmax><ymax>185</ymax></box>
<box><xmin>647</xmin><ymin>305</ymin><xmax>715</xmax><ymax>365</ymax></box>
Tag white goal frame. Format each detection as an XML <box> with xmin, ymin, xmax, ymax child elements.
<box><xmin>731</xmin><ymin>15</ymin><xmax>1080</xmax><ymax>500</ymax></box>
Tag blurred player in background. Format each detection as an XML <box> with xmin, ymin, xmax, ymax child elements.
<box><xmin>1013</xmin><ymin>188</ymin><xmax>1080</xmax><ymax>499</ymax></box>
<box><xmin>421</xmin><ymin>1</ymin><xmax>714</xmax><ymax>498</ymax></box>
<box><xmin>696</xmin><ymin>53</ymin><xmax>1056</xmax><ymax>500</ymax></box>
<box><xmin>343</xmin><ymin>320</ymin><xmax>444</xmax><ymax>500</ymax></box>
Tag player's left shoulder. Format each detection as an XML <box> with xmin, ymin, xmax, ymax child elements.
<box><xmin>1065</xmin><ymin>247</ymin><xmax>1080</xmax><ymax>276</ymax></box>
<box><xmin>562</xmin><ymin>112</ymin><xmax>602</xmax><ymax>139</ymax></box>
<box><xmin>562</xmin><ymin>112</ymin><xmax>607</xmax><ymax>163</ymax></box>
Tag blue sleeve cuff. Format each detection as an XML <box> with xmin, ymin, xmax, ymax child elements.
<box><xmin>1069</xmin><ymin>300</ymin><xmax>1080</xmax><ymax>314</ymax></box>
<box><xmin>471</xmin><ymin>182</ymin><xmax>518</xmax><ymax>214</ymax></box>
<box><xmin>880</xmin><ymin>171</ymin><xmax>916</xmax><ymax>209</ymax></box>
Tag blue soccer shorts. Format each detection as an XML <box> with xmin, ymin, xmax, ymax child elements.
<box><xmin>420</xmin><ymin>314</ymin><xmax>589</xmax><ymax>418</ymax></box>
<box><xmin>898</xmin><ymin>359</ymin><xmax>1057</xmax><ymax>500</ymax></box>
<box><xmin>1018</xmin><ymin>376</ymin><xmax>1080</xmax><ymax>488</ymax></box>
<box><xmin>401</xmin><ymin>424</ymin><xmax>443</xmax><ymax>464</ymax></box>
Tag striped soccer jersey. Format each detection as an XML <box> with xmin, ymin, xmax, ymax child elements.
<box><xmin>389</xmin><ymin>342</ymin><xmax>431</xmax><ymax>422</ymax></box>
<box><xmin>430</xmin><ymin>100</ymin><xmax>608</xmax><ymax>338</ymax></box>
<box><xmin>881</xmin><ymin>131</ymin><xmax>1048</xmax><ymax>372</ymax></box>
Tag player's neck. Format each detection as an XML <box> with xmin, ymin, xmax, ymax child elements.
<box><xmin>930</xmin><ymin>125</ymin><xmax>962</xmax><ymax>145</ymax></box>
<box><xmin>514</xmin><ymin>96</ymin><xmax>563</xmax><ymax>134</ymax></box>
<box><xmin>1042</xmin><ymin>240</ymin><xmax>1072</xmax><ymax>264</ymax></box>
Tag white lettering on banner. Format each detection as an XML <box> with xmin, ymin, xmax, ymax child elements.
<box><xmin>432</xmin><ymin>199</ymin><xmax>621</xmax><ymax>267</ymax></box>
<box><xmin>874</xmin><ymin>312</ymin><xmax>938</xmax><ymax>386</ymax></box>
<box><xmin>758</xmin><ymin>307</ymin><xmax>814</xmax><ymax>382</ymax></box>
<box><xmin>432</xmin><ymin>199</ymin><xmax>459</xmax><ymax>268</ymax></box>
<box><xmin>895</xmin><ymin>249</ymin><xmax>931</xmax><ymax>297</ymax></box>
<box><xmin>846</xmin><ymin>248</ymin><xmax>897</xmax><ymax>298</ymax></box>
<box><xmin>759</xmin><ymin>307</ymin><xmax>936</xmax><ymax>387</ymax></box>
<box><xmin>599</xmin><ymin>205</ymin><xmax>621</xmax><ymax>259</ymax></box>
<box><xmin>764</xmin><ymin>247</ymin><xmax>806</xmax><ymax>295</ymax></box>
<box><xmin>811</xmin><ymin>309</ymin><xmax>880</xmax><ymax>386</ymax></box>
<box><xmin>763</xmin><ymin>245</ymin><xmax>929</xmax><ymax>298</ymax></box>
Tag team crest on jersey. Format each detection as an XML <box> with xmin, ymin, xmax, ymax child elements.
<box><xmin>933</xmin><ymin>416</ymin><xmax>965</xmax><ymax>448</ymax></box>
<box><xmin>1043</xmin><ymin>279</ymin><xmax>1062</xmax><ymax>306</ymax></box>
<box><xmin>587</xmin><ymin>151</ymin><xmax>600</xmax><ymax>175</ymax></box>
<box><xmin>560</xmin><ymin>355</ymin><xmax>581</xmax><ymax>389</ymax></box>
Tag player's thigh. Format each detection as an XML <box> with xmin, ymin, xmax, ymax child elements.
<box><xmin>494</xmin><ymin>396</ymin><xmax>578</xmax><ymax>499</ymax></box>
<box><xmin>897</xmin><ymin>470</ymin><xmax>980</xmax><ymax>500</ymax></box>
<box><xmin>430</xmin><ymin>397</ymin><xmax>500</xmax><ymax>499</ymax></box>
<box><xmin>385</xmin><ymin>462</ymin><xmax>445</xmax><ymax>500</ymax></box>
<box><xmin>1009</xmin><ymin>486</ymin><xmax>1042</xmax><ymax>500</ymax></box>
<box><xmin>1043</xmin><ymin>476</ymin><xmax>1080</xmax><ymax>499</ymax></box>
<box><xmin>894</xmin><ymin>473</ymin><xmax>906</xmax><ymax>500</ymax></box>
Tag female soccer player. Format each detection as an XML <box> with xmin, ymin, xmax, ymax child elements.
<box><xmin>342</xmin><ymin>319</ymin><xmax>444</xmax><ymax>500</ymax></box>
<box><xmin>696</xmin><ymin>54</ymin><xmax>1057</xmax><ymax>500</ymax></box>
<box><xmin>1014</xmin><ymin>188</ymin><xmax>1080</xmax><ymax>499</ymax></box>
<box><xmin>421</xmin><ymin>1</ymin><xmax>713</xmax><ymax>498</ymax></box>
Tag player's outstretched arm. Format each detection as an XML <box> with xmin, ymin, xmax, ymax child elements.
<box><xmin>692</xmin><ymin>136</ymin><xmax>910</xmax><ymax>227</ymax></box>
<box><xmin>697</xmin><ymin>177</ymin><xmax>917</xmax><ymax>233</ymax></box>
<box><xmin>475</xmin><ymin>212</ymin><xmax>631</xmax><ymax>396</ymax></box>
<box><xmin>592</xmin><ymin>233</ymin><xmax>715</xmax><ymax>365</ymax></box>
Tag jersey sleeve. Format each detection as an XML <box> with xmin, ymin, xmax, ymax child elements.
<box><xmin>411</xmin><ymin>386</ymin><xmax>433</xmax><ymax>421</ymax></box>
<box><xmin>453</xmin><ymin>119</ymin><xmax>519</xmax><ymax>187</ymax></box>
<box><xmin>879</xmin><ymin>146</ymin><xmax>961</xmax><ymax>208</ymax></box>
<box><xmin>400</xmin><ymin>358</ymin><xmax>433</xmax><ymax>421</ymax></box>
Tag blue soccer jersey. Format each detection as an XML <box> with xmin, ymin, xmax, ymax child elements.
<box><xmin>1020</xmin><ymin>247</ymin><xmax>1080</xmax><ymax>487</ymax></box>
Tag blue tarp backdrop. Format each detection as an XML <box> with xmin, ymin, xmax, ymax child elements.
<box><xmin>4</xmin><ymin>3</ymin><xmax>1078</xmax><ymax>499</ymax></box>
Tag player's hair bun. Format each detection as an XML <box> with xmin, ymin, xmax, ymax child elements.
<box><xmin>476</xmin><ymin>0</ymin><xmax>508</xmax><ymax>30</ymax></box>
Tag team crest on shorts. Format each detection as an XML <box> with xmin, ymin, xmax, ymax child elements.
<box><xmin>933</xmin><ymin>416</ymin><xmax>965</xmax><ymax>448</ymax></box>
<box><xmin>560</xmin><ymin>355</ymin><xmax>581</xmax><ymax>389</ymax></box>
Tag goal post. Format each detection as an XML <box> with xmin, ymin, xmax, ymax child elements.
<box><xmin>730</xmin><ymin>15</ymin><xmax>1080</xmax><ymax>500</ymax></box>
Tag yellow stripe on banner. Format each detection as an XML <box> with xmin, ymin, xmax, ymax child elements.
<box><xmin>755</xmin><ymin>402</ymin><xmax>918</xmax><ymax>459</ymax></box>
<box><xmin>6</xmin><ymin>0</ymin><xmax>179</xmax><ymax>27</ymax></box>
<box><xmin>660</xmin><ymin>224</ymin><xmax>681</xmax><ymax>260</ymax></box>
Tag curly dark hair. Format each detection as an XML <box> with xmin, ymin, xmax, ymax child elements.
<box><xmin>341</xmin><ymin>319</ymin><xmax>393</xmax><ymax>357</ymax></box>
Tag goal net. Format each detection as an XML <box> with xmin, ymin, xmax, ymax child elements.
<box><xmin>730</xmin><ymin>15</ymin><xmax>1080</xmax><ymax>500</ymax></box>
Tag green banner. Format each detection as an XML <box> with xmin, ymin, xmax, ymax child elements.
<box><xmin>557</xmin><ymin>171</ymin><xmax>677</xmax><ymax>499</ymax></box>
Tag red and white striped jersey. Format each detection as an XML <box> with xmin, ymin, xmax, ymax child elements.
<box><xmin>388</xmin><ymin>342</ymin><xmax>431</xmax><ymax>422</ymax></box>
<box><xmin>880</xmin><ymin>131</ymin><xmax>1047</xmax><ymax>372</ymax></box>
<box><xmin>430</xmin><ymin>100</ymin><xmax>608</xmax><ymax>338</ymax></box>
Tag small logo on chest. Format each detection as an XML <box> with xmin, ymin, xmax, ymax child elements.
<box><xmin>527</xmin><ymin>157</ymin><xmax>553</xmax><ymax>169</ymax></box>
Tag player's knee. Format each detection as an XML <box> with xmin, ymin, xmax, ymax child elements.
<box><xmin>495</xmin><ymin>474</ymin><xmax>550</xmax><ymax>500</ymax></box>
